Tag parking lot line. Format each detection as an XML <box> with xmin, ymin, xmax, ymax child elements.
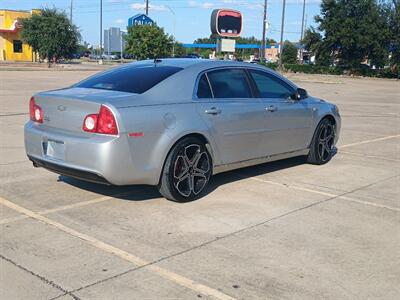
<box><xmin>0</xmin><ymin>196</ymin><xmax>236</xmax><ymax>300</ymax></box>
<box><xmin>339</xmin><ymin>134</ymin><xmax>400</xmax><ymax>149</ymax></box>
<box><xmin>249</xmin><ymin>177</ymin><xmax>400</xmax><ymax>212</ymax></box>
<box><xmin>0</xmin><ymin>192</ymin><xmax>132</xmax><ymax>225</ymax></box>
<box><xmin>339</xmin><ymin>151</ymin><xmax>400</xmax><ymax>162</ymax></box>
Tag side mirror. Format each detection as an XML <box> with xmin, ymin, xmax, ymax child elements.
<box><xmin>291</xmin><ymin>88</ymin><xmax>308</xmax><ymax>101</ymax></box>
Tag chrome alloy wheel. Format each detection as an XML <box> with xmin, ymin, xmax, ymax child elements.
<box><xmin>318</xmin><ymin>122</ymin><xmax>335</xmax><ymax>162</ymax></box>
<box><xmin>173</xmin><ymin>144</ymin><xmax>211</xmax><ymax>197</ymax></box>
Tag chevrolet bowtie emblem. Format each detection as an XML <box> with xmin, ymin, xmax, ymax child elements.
<box><xmin>57</xmin><ymin>105</ymin><xmax>67</xmax><ymax>111</ymax></box>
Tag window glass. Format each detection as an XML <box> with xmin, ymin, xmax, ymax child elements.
<box><xmin>197</xmin><ymin>74</ymin><xmax>212</xmax><ymax>98</ymax></box>
<box><xmin>250</xmin><ymin>70</ymin><xmax>294</xmax><ymax>99</ymax></box>
<box><xmin>76</xmin><ymin>65</ymin><xmax>183</xmax><ymax>94</ymax></box>
<box><xmin>13</xmin><ymin>40</ymin><xmax>23</xmax><ymax>53</ymax></box>
<box><xmin>207</xmin><ymin>69</ymin><xmax>252</xmax><ymax>98</ymax></box>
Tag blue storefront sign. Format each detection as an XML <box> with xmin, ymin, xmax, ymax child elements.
<box><xmin>128</xmin><ymin>14</ymin><xmax>154</xmax><ymax>27</ymax></box>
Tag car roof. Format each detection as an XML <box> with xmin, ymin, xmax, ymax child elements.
<box><xmin>127</xmin><ymin>58</ymin><xmax>258</xmax><ymax>70</ymax></box>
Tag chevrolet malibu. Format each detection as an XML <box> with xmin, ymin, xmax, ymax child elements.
<box><xmin>25</xmin><ymin>59</ymin><xmax>341</xmax><ymax>202</ymax></box>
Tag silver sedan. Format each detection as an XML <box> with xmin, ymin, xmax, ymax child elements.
<box><xmin>24</xmin><ymin>59</ymin><xmax>341</xmax><ymax>202</ymax></box>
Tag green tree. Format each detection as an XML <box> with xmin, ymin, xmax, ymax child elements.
<box><xmin>281</xmin><ymin>40</ymin><xmax>298</xmax><ymax>64</ymax></box>
<box><xmin>382</xmin><ymin>0</ymin><xmax>399</xmax><ymax>71</ymax></box>
<box><xmin>174</xmin><ymin>43</ymin><xmax>187</xmax><ymax>57</ymax></box>
<box><xmin>125</xmin><ymin>24</ymin><xmax>173</xmax><ymax>60</ymax></box>
<box><xmin>301</xmin><ymin>27</ymin><xmax>322</xmax><ymax>56</ymax></box>
<box><xmin>20</xmin><ymin>8</ymin><xmax>80</xmax><ymax>66</ymax></box>
<box><xmin>315</xmin><ymin>0</ymin><xmax>391</xmax><ymax>70</ymax></box>
<box><xmin>301</xmin><ymin>26</ymin><xmax>333</xmax><ymax>66</ymax></box>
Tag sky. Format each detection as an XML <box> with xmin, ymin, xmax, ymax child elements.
<box><xmin>1</xmin><ymin>0</ymin><xmax>323</xmax><ymax>46</ymax></box>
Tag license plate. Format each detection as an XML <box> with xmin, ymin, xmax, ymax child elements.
<box><xmin>44</xmin><ymin>140</ymin><xmax>65</xmax><ymax>161</ymax></box>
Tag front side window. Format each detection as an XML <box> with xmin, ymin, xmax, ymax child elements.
<box><xmin>197</xmin><ymin>74</ymin><xmax>213</xmax><ymax>98</ymax></box>
<box><xmin>76</xmin><ymin>65</ymin><xmax>183</xmax><ymax>94</ymax></box>
<box><xmin>250</xmin><ymin>70</ymin><xmax>294</xmax><ymax>99</ymax></box>
<box><xmin>13</xmin><ymin>40</ymin><xmax>23</xmax><ymax>53</ymax></box>
<box><xmin>207</xmin><ymin>69</ymin><xmax>252</xmax><ymax>98</ymax></box>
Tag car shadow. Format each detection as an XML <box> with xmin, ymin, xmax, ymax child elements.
<box><xmin>58</xmin><ymin>156</ymin><xmax>308</xmax><ymax>202</ymax></box>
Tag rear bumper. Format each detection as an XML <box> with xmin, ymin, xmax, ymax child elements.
<box><xmin>24</xmin><ymin>121</ymin><xmax>158</xmax><ymax>185</ymax></box>
<box><xmin>29</xmin><ymin>155</ymin><xmax>111</xmax><ymax>185</ymax></box>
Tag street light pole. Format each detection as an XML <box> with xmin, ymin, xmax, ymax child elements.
<box><xmin>261</xmin><ymin>0</ymin><xmax>267</xmax><ymax>61</ymax></box>
<box><xmin>300</xmin><ymin>0</ymin><xmax>306</xmax><ymax>63</ymax></box>
<box><xmin>70</xmin><ymin>0</ymin><xmax>73</xmax><ymax>23</ymax></box>
<box><xmin>99</xmin><ymin>0</ymin><xmax>103</xmax><ymax>61</ymax></box>
<box><xmin>166</xmin><ymin>6</ymin><xmax>176</xmax><ymax>57</ymax></box>
<box><xmin>278</xmin><ymin>0</ymin><xmax>286</xmax><ymax>71</ymax></box>
<box><xmin>120</xmin><ymin>33</ymin><xmax>124</xmax><ymax>62</ymax></box>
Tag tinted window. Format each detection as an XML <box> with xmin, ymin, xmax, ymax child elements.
<box><xmin>197</xmin><ymin>74</ymin><xmax>213</xmax><ymax>98</ymax></box>
<box><xmin>250</xmin><ymin>71</ymin><xmax>294</xmax><ymax>98</ymax></box>
<box><xmin>76</xmin><ymin>65</ymin><xmax>183</xmax><ymax>94</ymax></box>
<box><xmin>207</xmin><ymin>69</ymin><xmax>252</xmax><ymax>98</ymax></box>
<box><xmin>13</xmin><ymin>40</ymin><xmax>23</xmax><ymax>53</ymax></box>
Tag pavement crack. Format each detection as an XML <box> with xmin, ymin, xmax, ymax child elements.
<box><xmin>0</xmin><ymin>254</ymin><xmax>81</xmax><ymax>300</ymax></box>
<box><xmin>0</xmin><ymin>112</ymin><xmax>28</xmax><ymax>117</ymax></box>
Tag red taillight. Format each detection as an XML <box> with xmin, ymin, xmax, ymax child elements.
<box><xmin>29</xmin><ymin>97</ymin><xmax>43</xmax><ymax>123</ymax></box>
<box><xmin>82</xmin><ymin>105</ymin><xmax>118</xmax><ymax>135</ymax></box>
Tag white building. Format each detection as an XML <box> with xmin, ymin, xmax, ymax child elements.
<box><xmin>104</xmin><ymin>27</ymin><xmax>126</xmax><ymax>53</ymax></box>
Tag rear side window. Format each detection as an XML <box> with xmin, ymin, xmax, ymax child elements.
<box><xmin>250</xmin><ymin>70</ymin><xmax>294</xmax><ymax>99</ymax></box>
<box><xmin>197</xmin><ymin>74</ymin><xmax>213</xmax><ymax>98</ymax></box>
<box><xmin>207</xmin><ymin>69</ymin><xmax>252</xmax><ymax>98</ymax></box>
<box><xmin>76</xmin><ymin>65</ymin><xmax>183</xmax><ymax>94</ymax></box>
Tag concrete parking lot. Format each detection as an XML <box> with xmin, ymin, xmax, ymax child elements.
<box><xmin>0</xmin><ymin>67</ymin><xmax>399</xmax><ymax>300</ymax></box>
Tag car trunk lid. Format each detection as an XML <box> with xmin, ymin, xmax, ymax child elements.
<box><xmin>34</xmin><ymin>87</ymin><xmax>134</xmax><ymax>133</ymax></box>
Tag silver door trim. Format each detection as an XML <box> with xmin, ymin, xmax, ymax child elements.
<box><xmin>213</xmin><ymin>148</ymin><xmax>309</xmax><ymax>175</ymax></box>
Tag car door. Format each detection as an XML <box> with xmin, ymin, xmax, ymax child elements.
<box><xmin>248</xmin><ymin>70</ymin><xmax>313</xmax><ymax>156</ymax></box>
<box><xmin>195</xmin><ymin>68</ymin><xmax>266</xmax><ymax>165</ymax></box>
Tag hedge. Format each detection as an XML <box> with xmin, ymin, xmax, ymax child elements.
<box><xmin>259</xmin><ymin>62</ymin><xmax>399</xmax><ymax>79</ymax></box>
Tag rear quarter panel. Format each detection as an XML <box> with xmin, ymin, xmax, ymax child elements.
<box><xmin>117</xmin><ymin>102</ymin><xmax>220</xmax><ymax>185</ymax></box>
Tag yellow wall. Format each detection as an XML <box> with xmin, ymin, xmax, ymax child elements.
<box><xmin>0</xmin><ymin>10</ymin><xmax>39</xmax><ymax>62</ymax></box>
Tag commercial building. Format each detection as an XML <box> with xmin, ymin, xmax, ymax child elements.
<box><xmin>104</xmin><ymin>27</ymin><xmax>126</xmax><ymax>54</ymax></box>
<box><xmin>0</xmin><ymin>9</ymin><xmax>39</xmax><ymax>62</ymax></box>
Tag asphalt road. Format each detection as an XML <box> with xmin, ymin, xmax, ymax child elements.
<box><xmin>1</xmin><ymin>68</ymin><xmax>399</xmax><ymax>300</ymax></box>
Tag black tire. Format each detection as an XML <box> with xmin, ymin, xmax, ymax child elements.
<box><xmin>307</xmin><ymin>118</ymin><xmax>336</xmax><ymax>165</ymax></box>
<box><xmin>158</xmin><ymin>137</ymin><xmax>212</xmax><ymax>202</ymax></box>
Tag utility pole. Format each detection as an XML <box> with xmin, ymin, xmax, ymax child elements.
<box><xmin>278</xmin><ymin>0</ymin><xmax>286</xmax><ymax>71</ymax></box>
<box><xmin>70</xmin><ymin>0</ymin><xmax>73</xmax><ymax>23</ymax></box>
<box><xmin>299</xmin><ymin>0</ymin><xmax>306</xmax><ymax>64</ymax></box>
<box><xmin>100</xmin><ymin>0</ymin><xmax>103</xmax><ymax>62</ymax></box>
<box><xmin>145</xmin><ymin>0</ymin><xmax>149</xmax><ymax>16</ymax></box>
<box><xmin>261</xmin><ymin>0</ymin><xmax>268</xmax><ymax>62</ymax></box>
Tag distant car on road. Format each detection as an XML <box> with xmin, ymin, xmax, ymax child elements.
<box><xmin>25</xmin><ymin>59</ymin><xmax>341</xmax><ymax>202</ymax></box>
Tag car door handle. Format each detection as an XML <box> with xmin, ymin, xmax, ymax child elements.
<box><xmin>205</xmin><ymin>107</ymin><xmax>222</xmax><ymax>115</ymax></box>
<box><xmin>266</xmin><ymin>105</ymin><xmax>278</xmax><ymax>112</ymax></box>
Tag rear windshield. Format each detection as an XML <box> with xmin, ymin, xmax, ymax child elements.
<box><xmin>76</xmin><ymin>65</ymin><xmax>183</xmax><ymax>94</ymax></box>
